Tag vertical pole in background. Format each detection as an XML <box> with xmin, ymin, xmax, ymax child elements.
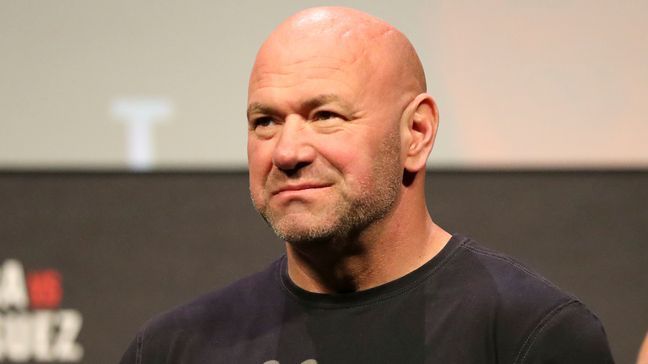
<box><xmin>111</xmin><ymin>98</ymin><xmax>173</xmax><ymax>171</ymax></box>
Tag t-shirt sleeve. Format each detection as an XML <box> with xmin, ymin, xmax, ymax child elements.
<box><xmin>518</xmin><ymin>301</ymin><xmax>615</xmax><ymax>364</ymax></box>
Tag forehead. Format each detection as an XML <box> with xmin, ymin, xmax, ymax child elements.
<box><xmin>249</xmin><ymin>38</ymin><xmax>370</xmax><ymax>92</ymax></box>
<box><xmin>247</xmin><ymin>93</ymin><xmax>354</xmax><ymax>117</ymax></box>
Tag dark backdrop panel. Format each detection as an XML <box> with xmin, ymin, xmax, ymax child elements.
<box><xmin>0</xmin><ymin>172</ymin><xmax>645</xmax><ymax>364</ymax></box>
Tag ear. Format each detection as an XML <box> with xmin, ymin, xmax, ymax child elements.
<box><xmin>401</xmin><ymin>93</ymin><xmax>439</xmax><ymax>173</ymax></box>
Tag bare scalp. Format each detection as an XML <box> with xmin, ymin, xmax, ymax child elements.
<box><xmin>249</xmin><ymin>6</ymin><xmax>427</xmax><ymax>103</ymax></box>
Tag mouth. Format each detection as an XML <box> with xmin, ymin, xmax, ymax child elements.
<box><xmin>272</xmin><ymin>183</ymin><xmax>332</xmax><ymax>196</ymax></box>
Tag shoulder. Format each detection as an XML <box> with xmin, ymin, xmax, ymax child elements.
<box><xmin>147</xmin><ymin>257</ymin><xmax>283</xmax><ymax>332</ymax></box>
<box><xmin>443</xmin><ymin>235</ymin><xmax>577</xmax><ymax>316</ymax></box>
<box><xmin>119</xmin><ymin>257</ymin><xmax>287</xmax><ymax>364</ymax></box>
<box><xmin>447</xmin><ymin>236</ymin><xmax>613</xmax><ymax>363</ymax></box>
<box><xmin>514</xmin><ymin>299</ymin><xmax>614</xmax><ymax>363</ymax></box>
<box><xmin>456</xmin><ymin>238</ymin><xmax>575</xmax><ymax>307</ymax></box>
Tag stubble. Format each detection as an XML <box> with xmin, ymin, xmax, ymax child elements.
<box><xmin>251</xmin><ymin>128</ymin><xmax>402</xmax><ymax>246</ymax></box>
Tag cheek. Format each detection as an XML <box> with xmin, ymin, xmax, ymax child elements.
<box><xmin>247</xmin><ymin>139</ymin><xmax>274</xmax><ymax>197</ymax></box>
<box><xmin>336</xmin><ymin>126</ymin><xmax>402</xmax><ymax>191</ymax></box>
<box><xmin>317</xmin><ymin>135</ymin><xmax>377</xmax><ymax>186</ymax></box>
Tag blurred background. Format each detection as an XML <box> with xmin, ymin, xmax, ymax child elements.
<box><xmin>1</xmin><ymin>1</ymin><xmax>646</xmax><ymax>363</ymax></box>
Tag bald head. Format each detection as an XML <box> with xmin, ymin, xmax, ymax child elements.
<box><xmin>249</xmin><ymin>7</ymin><xmax>427</xmax><ymax>99</ymax></box>
<box><xmin>246</xmin><ymin>7</ymin><xmax>440</xmax><ymax>247</ymax></box>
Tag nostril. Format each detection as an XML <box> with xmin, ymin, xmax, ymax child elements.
<box><xmin>279</xmin><ymin>161</ymin><xmax>310</xmax><ymax>177</ymax></box>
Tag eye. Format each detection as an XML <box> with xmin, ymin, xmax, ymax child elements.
<box><xmin>251</xmin><ymin>116</ymin><xmax>274</xmax><ymax>129</ymax></box>
<box><xmin>312</xmin><ymin>110</ymin><xmax>340</xmax><ymax>121</ymax></box>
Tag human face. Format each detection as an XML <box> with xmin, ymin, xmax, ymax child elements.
<box><xmin>247</xmin><ymin>43</ymin><xmax>405</xmax><ymax>245</ymax></box>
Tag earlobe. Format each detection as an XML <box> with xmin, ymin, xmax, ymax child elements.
<box><xmin>403</xmin><ymin>93</ymin><xmax>439</xmax><ymax>173</ymax></box>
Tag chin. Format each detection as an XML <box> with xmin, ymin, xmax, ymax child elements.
<box><xmin>271</xmin><ymin>217</ymin><xmax>340</xmax><ymax>245</ymax></box>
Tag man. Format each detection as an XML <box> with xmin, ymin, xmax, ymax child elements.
<box><xmin>121</xmin><ymin>7</ymin><xmax>614</xmax><ymax>363</ymax></box>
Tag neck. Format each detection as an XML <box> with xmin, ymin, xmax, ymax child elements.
<box><xmin>285</xmin><ymin>186</ymin><xmax>451</xmax><ymax>293</ymax></box>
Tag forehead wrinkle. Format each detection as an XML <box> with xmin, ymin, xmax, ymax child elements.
<box><xmin>249</xmin><ymin>75</ymin><xmax>356</xmax><ymax>99</ymax></box>
<box><xmin>255</xmin><ymin>62</ymin><xmax>348</xmax><ymax>78</ymax></box>
<box><xmin>249</xmin><ymin>56</ymin><xmax>352</xmax><ymax>94</ymax></box>
<box><xmin>247</xmin><ymin>94</ymin><xmax>355</xmax><ymax>120</ymax></box>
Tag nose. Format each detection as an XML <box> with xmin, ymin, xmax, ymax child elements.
<box><xmin>272</xmin><ymin>115</ymin><xmax>316</xmax><ymax>172</ymax></box>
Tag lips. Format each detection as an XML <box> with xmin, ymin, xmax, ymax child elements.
<box><xmin>271</xmin><ymin>182</ymin><xmax>332</xmax><ymax>195</ymax></box>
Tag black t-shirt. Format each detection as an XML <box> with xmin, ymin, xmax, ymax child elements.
<box><xmin>120</xmin><ymin>235</ymin><xmax>614</xmax><ymax>363</ymax></box>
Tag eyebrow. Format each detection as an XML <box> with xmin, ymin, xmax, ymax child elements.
<box><xmin>246</xmin><ymin>103</ymin><xmax>277</xmax><ymax>120</ymax></box>
<box><xmin>247</xmin><ymin>94</ymin><xmax>353</xmax><ymax>119</ymax></box>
